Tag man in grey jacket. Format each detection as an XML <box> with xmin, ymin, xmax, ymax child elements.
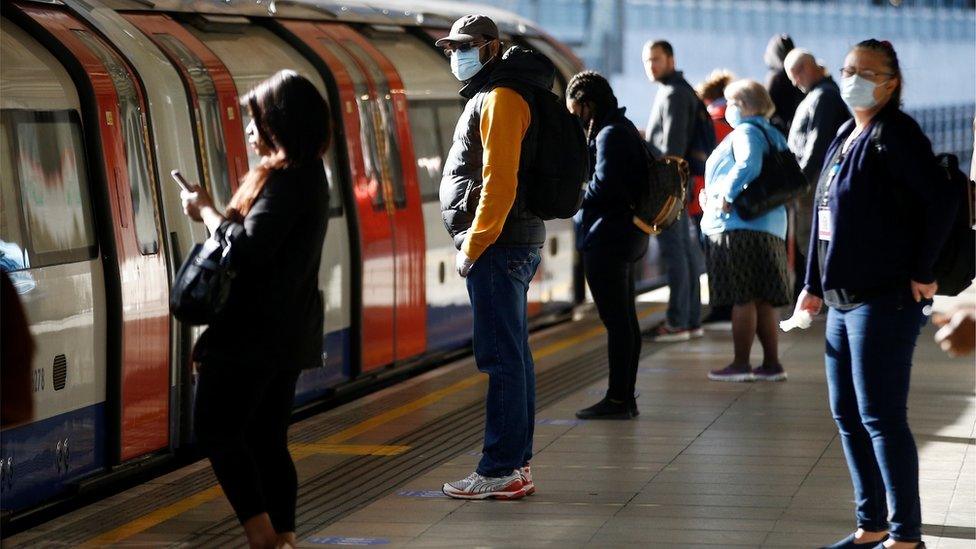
<box><xmin>785</xmin><ymin>48</ymin><xmax>850</xmax><ymax>279</ymax></box>
<box><xmin>643</xmin><ymin>39</ymin><xmax>705</xmax><ymax>341</ymax></box>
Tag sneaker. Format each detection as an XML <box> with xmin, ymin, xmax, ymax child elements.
<box><xmin>519</xmin><ymin>464</ymin><xmax>535</xmax><ymax>496</ymax></box>
<box><xmin>690</xmin><ymin>326</ymin><xmax>705</xmax><ymax>338</ymax></box>
<box><xmin>442</xmin><ymin>471</ymin><xmax>527</xmax><ymax>500</ymax></box>
<box><xmin>645</xmin><ymin>322</ymin><xmax>691</xmax><ymax>342</ymax></box>
<box><xmin>575</xmin><ymin>397</ymin><xmax>634</xmax><ymax>420</ymax></box>
<box><xmin>708</xmin><ymin>363</ymin><xmax>754</xmax><ymax>382</ymax></box>
<box><xmin>702</xmin><ymin>307</ymin><xmax>733</xmax><ymax>331</ymax></box>
<box><xmin>752</xmin><ymin>363</ymin><xmax>788</xmax><ymax>382</ymax></box>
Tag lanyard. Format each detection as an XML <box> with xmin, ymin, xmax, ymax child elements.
<box><xmin>822</xmin><ymin>128</ymin><xmax>862</xmax><ymax>206</ymax></box>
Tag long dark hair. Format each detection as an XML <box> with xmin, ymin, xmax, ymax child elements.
<box><xmin>853</xmin><ymin>39</ymin><xmax>903</xmax><ymax>108</ymax></box>
<box><xmin>566</xmin><ymin>70</ymin><xmax>618</xmax><ymax>140</ymax></box>
<box><xmin>227</xmin><ymin>70</ymin><xmax>331</xmax><ymax>221</ymax></box>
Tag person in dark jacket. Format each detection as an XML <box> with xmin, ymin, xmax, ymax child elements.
<box><xmin>436</xmin><ymin>14</ymin><xmax>551</xmax><ymax>501</ymax></box>
<box><xmin>764</xmin><ymin>33</ymin><xmax>805</xmax><ymax>135</ymax></box>
<box><xmin>567</xmin><ymin>71</ymin><xmax>649</xmax><ymax>420</ymax></box>
<box><xmin>795</xmin><ymin>40</ymin><xmax>955</xmax><ymax>549</ymax></box>
<box><xmin>180</xmin><ymin>70</ymin><xmax>331</xmax><ymax>549</ymax></box>
<box><xmin>785</xmin><ymin>48</ymin><xmax>851</xmax><ymax>297</ymax></box>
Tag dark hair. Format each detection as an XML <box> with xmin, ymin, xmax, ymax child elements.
<box><xmin>853</xmin><ymin>39</ymin><xmax>903</xmax><ymax>107</ymax></box>
<box><xmin>566</xmin><ymin>71</ymin><xmax>618</xmax><ymax>139</ymax></box>
<box><xmin>228</xmin><ymin>70</ymin><xmax>331</xmax><ymax>220</ymax></box>
<box><xmin>650</xmin><ymin>40</ymin><xmax>674</xmax><ymax>58</ymax></box>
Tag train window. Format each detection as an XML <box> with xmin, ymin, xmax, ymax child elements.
<box><xmin>317</xmin><ymin>39</ymin><xmax>384</xmax><ymax>211</ymax></box>
<box><xmin>339</xmin><ymin>41</ymin><xmax>406</xmax><ymax>209</ymax></box>
<box><xmin>72</xmin><ymin>30</ymin><xmax>160</xmax><ymax>255</ymax></box>
<box><xmin>0</xmin><ymin>109</ymin><xmax>97</xmax><ymax>269</ymax></box>
<box><xmin>406</xmin><ymin>104</ymin><xmax>441</xmax><ymax>202</ymax></box>
<box><xmin>151</xmin><ymin>33</ymin><xmax>233</xmax><ymax>210</ymax></box>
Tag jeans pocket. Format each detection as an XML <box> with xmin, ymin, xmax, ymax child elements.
<box><xmin>507</xmin><ymin>251</ymin><xmax>540</xmax><ymax>286</ymax></box>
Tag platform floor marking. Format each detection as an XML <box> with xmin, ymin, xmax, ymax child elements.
<box><xmin>80</xmin><ymin>304</ymin><xmax>663</xmax><ymax>545</ymax></box>
<box><xmin>289</xmin><ymin>443</ymin><xmax>411</xmax><ymax>457</ymax></box>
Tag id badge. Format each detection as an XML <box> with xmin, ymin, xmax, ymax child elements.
<box><xmin>817</xmin><ymin>207</ymin><xmax>833</xmax><ymax>242</ymax></box>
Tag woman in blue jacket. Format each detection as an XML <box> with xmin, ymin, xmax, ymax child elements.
<box><xmin>795</xmin><ymin>40</ymin><xmax>954</xmax><ymax>549</ymax></box>
<box><xmin>700</xmin><ymin>79</ymin><xmax>791</xmax><ymax>383</ymax></box>
<box><xmin>566</xmin><ymin>71</ymin><xmax>649</xmax><ymax>419</ymax></box>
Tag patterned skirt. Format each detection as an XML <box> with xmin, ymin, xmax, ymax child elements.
<box><xmin>705</xmin><ymin>229</ymin><xmax>791</xmax><ymax>307</ymax></box>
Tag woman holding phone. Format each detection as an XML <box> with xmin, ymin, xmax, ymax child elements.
<box><xmin>179</xmin><ymin>69</ymin><xmax>331</xmax><ymax>549</ymax></box>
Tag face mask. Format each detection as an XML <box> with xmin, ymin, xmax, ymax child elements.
<box><xmin>841</xmin><ymin>74</ymin><xmax>881</xmax><ymax>111</ymax></box>
<box><xmin>450</xmin><ymin>47</ymin><xmax>484</xmax><ymax>82</ymax></box>
<box><xmin>725</xmin><ymin>104</ymin><xmax>742</xmax><ymax>127</ymax></box>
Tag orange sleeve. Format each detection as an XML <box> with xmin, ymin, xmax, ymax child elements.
<box><xmin>461</xmin><ymin>87</ymin><xmax>531</xmax><ymax>261</ymax></box>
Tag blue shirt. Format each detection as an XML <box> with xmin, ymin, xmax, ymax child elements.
<box><xmin>700</xmin><ymin>116</ymin><xmax>789</xmax><ymax>240</ymax></box>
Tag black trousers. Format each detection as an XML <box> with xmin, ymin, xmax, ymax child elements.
<box><xmin>584</xmin><ymin>250</ymin><xmax>642</xmax><ymax>402</ymax></box>
<box><xmin>194</xmin><ymin>362</ymin><xmax>300</xmax><ymax>532</ymax></box>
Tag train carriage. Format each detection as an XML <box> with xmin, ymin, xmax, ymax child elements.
<box><xmin>0</xmin><ymin>0</ymin><xmax>665</xmax><ymax>519</ymax></box>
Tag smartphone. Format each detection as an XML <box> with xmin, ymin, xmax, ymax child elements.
<box><xmin>170</xmin><ymin>169</ymin><xmax>192</xmax><ymax>192</ymax></box>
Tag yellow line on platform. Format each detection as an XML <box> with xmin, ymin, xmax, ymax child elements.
<box><xmin>80</xmin><ymin>304</ymin><xmax>663</xmax><ymax>545</ymax></box>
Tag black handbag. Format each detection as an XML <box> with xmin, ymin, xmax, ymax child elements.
<box><xmin>170</xmin><ymin>235</ymin><xmax>236</xmax><ymax>325</ymax></box>
<box><xmin>732</xmin><ymin>121</ymin><xmax>810</xmax><ymax>220</ymax></box>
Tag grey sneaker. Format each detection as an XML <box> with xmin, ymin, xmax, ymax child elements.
<box><xmin>442</xmin><ymin>470</ymin><xmax>527</xmax><ymax>500</ymax></box>
<box><xmin>752</xmin><ymin>363</ymin><xmax>788</xmax><ymax>382</ymax></box>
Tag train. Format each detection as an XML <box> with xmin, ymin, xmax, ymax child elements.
<box><xmin>0</xmin><ymin>0</ymin><xmax>665</xmax><ymax>519</ymax></box>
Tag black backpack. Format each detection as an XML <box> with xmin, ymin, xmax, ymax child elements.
<box><xmin>871</xmin><ymin>123</ymin><xmax>975</xmax><ymax>296</ymax></box>
<box><xmin>508</xmin><ymin>85</ymin><xmax>589</xmax><ymax>220</ymax></box>
<box><xmin>931</xmin><ymin>153</ymin><xmax>975</xmax><ymax>296</ymax></box>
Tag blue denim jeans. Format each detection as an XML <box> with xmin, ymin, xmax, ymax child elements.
<box><xmin>825</xmin><ymin>292</ymin><xmax>928</xmax><ymax>542</ymax></box>
<box><xmin>657</xmin><ymin>213</ymin><xmax>705</xmax><ymax>328</ymax></box>
<box><xmin>466</xmin><ymin>245</ymin><xmax>541</xmax><ymax>478</ymax></box>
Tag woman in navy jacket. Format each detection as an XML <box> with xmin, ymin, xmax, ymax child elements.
<box><xmin>566</xmin><ymin>71</ymin><xmax>649</xmax><ymax>419</ymax></box>
<box><xmin>794</xmin><ymin>41</ymin><xmax>955</xmax><ymax>549</ymax></box>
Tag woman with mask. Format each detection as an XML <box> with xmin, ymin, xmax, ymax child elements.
<box><xmin>699</xmin><ymin>79</ymin><xmax>791</xmax><ymax>383</ymax></box>
<box><xmin>796</xmin><ymin>40</ymin><xmax>954</xmax><ymax>549</ymax></box>
<box><xmin>180</xmin><ymin>70</ymin><xmax>331</xmax><ymax>548</ymax></box>
<box><xmin>567</xmin><ymin>71</ymin><xmax>649</xmax><ymax>419</ymax></box>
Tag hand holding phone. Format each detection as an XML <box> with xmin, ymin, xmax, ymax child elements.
<box><xmin>170</xmin><ymin>169</ymin><xmax>193</xmax><ymax>193</ymax></box>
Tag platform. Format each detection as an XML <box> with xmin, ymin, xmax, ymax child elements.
<box><xmin>6</xmin><ymin>300</ymin><xmax>975</xmax><ymax>548</ymax></box>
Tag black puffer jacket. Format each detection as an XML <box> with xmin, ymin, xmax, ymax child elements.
<box><xmin>764</xmin><ymin>34</ymin><xmax>805</xmax><ymax>134</ymax></box>
<box><xmin>439</xmin><ymin>46</ymin><xmax>554</xmax><ymax>251</ymax></box>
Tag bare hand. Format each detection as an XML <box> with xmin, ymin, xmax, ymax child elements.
<box><xmin>934</xmin><ymin>307</ymin><xmax>976</xmax><ymax>357</ymax></box>
<box><xmin>181</xmin><ymin>183</ymin><xmax>213</xmax><ymax>223</ymax></box>
<box><xmin>795</xmin><ymin>289</ymin><xmax>823</xmax><ymax>317</ymax></box>
<box><xmin>910</xmin><ymin>280</ymin><xmax>938</xmax><ymax>302</ymax></box>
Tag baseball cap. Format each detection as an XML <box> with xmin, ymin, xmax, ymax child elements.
<box><xmin>435</xmin><ymin>14</ymin><xmax>498</xmax><ymax>47</ymax></box>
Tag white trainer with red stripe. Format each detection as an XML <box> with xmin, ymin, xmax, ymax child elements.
<box><xmin>442</xmin><ymin>470</ymin><xmax>527</xmax><ymax>500</ymax></box>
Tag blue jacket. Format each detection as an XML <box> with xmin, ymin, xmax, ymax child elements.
<box><xmin>804</xmin><ymin>104</ymin><xmax>956</xmax><ymax>297</ymax></box>
<box><xmin>574</xmin><ymin>107</ymin><xmax>649</xmax><ymax>261</ymax></box>
<box><xmin>700</xmin><ymin>116</ymin><xmax>789</xmax><ymax>239</ymax></box>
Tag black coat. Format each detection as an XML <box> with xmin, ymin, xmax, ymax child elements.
<box><xmin>574</xmin><ymin>108</ymin><xmax>649</xmax><ymax>262</ymax></box>
<box><xmin>194</xmin><ymin>162</ymin><xmax>329</xmax><ymax>371</ymax></box>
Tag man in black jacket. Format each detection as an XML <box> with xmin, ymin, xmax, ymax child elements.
<box><xmin>785</xmin><ymin>48</ymin><xmax>851</xmax><ymax>296</ymax></box>
<box><xmin>436</xmin><ymin>14</ymin><xmax>553</xmax><ymax>501</ymax></box>
<box><xmin>764</xmin><ymin>33</ymin><xmax>805</xmax><ymax>135</ymax></box>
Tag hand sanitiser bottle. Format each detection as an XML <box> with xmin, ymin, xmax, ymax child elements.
<box><xmin>779</xmin><ymin>309</ymin><xmax>813</xmax><ymax>332</ymax></box>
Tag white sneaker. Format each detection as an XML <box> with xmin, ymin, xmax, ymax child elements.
<box><xmin>442</xmin><ymin>470</ymin><xmax>527</xmax><ymax>500</ymax></box>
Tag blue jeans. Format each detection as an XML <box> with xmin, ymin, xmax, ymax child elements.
<box><xmin>825</xmin><ymin>292</ymin><xmax>928</xmax><ymax>541</ymax></box>
<box><xmin>466</xmin><ymin>245</ymin><xmax>541</xmax><ymax>477</ymax></box>
<box><xmin>657</xmin><ymin>213</ymin><xmax>705</xmax><ymax>328</ymax></box>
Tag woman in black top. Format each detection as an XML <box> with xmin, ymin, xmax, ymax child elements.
<box><xmin>566</xmin><ymin>71</ymin><xmax>649</xmax><ymax>419</ymax></box>
<box><xmin>794</xmin><ymin>41</ymin><xmax>954</xmax><ymax>549</ymax></box>
<box><xmin>181</xmin><ymin>70</ymin><xmax>331</xmax><ymax>549</ymax></box>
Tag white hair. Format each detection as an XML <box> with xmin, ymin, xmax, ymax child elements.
<box><xmin>784</xmin><ymin>48</ymin><xmax>816</xmax><ymax>72</ymax></box>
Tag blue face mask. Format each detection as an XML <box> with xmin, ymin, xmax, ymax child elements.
<box><xmin>840</xmin><ymin>74</ymin><xmax>880</xmax><ymax>111</ymax></box>
<box><xmin>725</xmin><ymin>104</ymin><xmax>742</xmax><ymax>127</ymax></box>
<box><xmin>450</xmin><ymin>47</ymin><xmax>484</xmax><ymax>82</ymax></box>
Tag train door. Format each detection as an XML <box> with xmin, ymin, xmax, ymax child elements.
<box><xmin>279</xmin><ymin>21</ymin><xmax>426</xmax><ymax>373</ymax></box>
<box><xmin>7</xmin><ymin>2</ymin><xmax>172</xmax><ymax>465</ymax></box>
<box><xmin>366</xmin><ymin>28</ymin><xmax>472</xmax><ymax>352</ymax></box>
<box><xmin>183</xmin><ymin>21</ymin><xmax>352</xmax><ymax>399</ymax></box>
<box><xmin>0</xmin><ymin>18</ymin><xmax>108</xmax><ymax>512</ymax></box>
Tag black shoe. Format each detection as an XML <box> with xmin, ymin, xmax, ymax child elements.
<box><xmin>819</xmin><ymin>533</ymin><xmax>889</xmax><ymax>549</ymax></box>
<box><xmin>628</xmin><ymin>398</ymin><xmax>639</xmax><ymax>417</ymax></box>
<box><xmin>575</xmin><ymin>397</ymin><xmax>634</xmax><ymax>420</ymax></box>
